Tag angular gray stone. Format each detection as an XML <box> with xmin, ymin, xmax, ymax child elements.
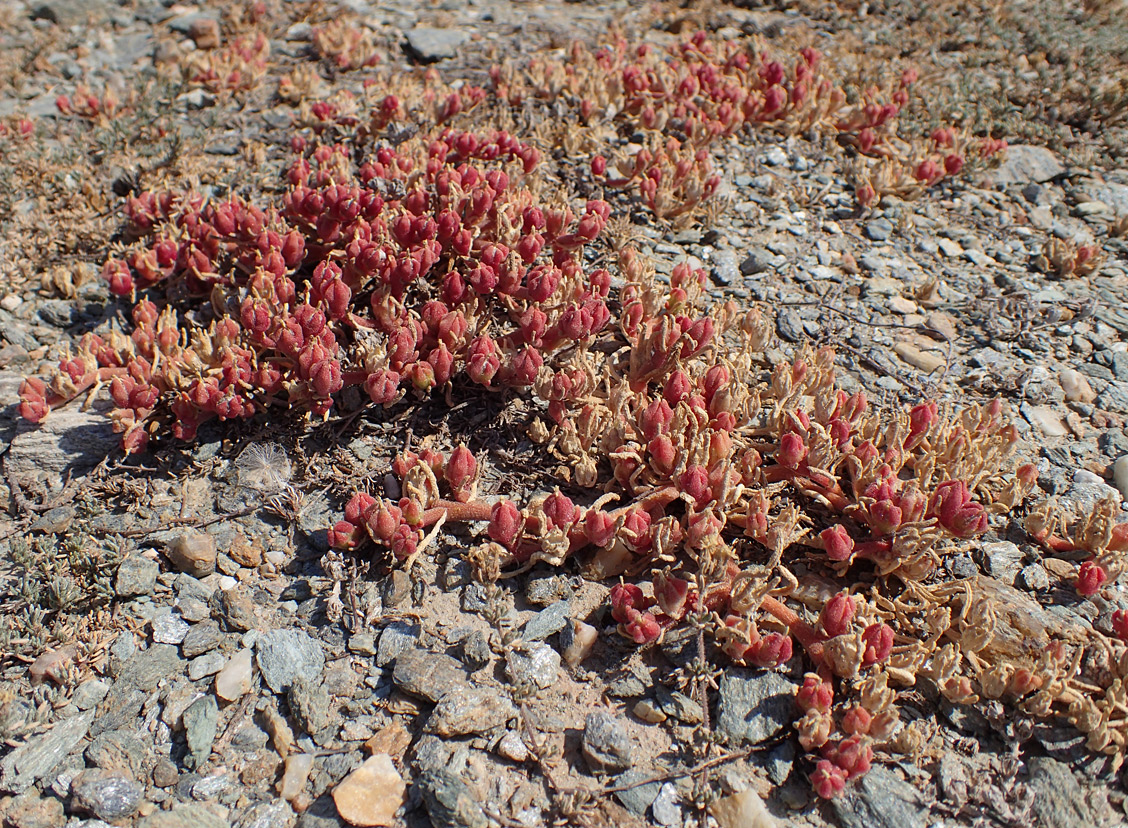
<box><xmin>417</xmin><ymin>768</ymin><xmax>488</xmax><ymax>828</ymax></box>
<box><xmin>989</xmin><ymin>145</ymin><xmax>1065</xmax><ymax>186</ymax></box>
<box><xmin>115</xmin><ymin>556</ymin><xmax>159</xmax><ymax>598</ymax></box>
<box><xmin>612</xmin><ymin>768</ymin><xmax>661</xmax><ymax>815</ymax></box>
<box><xmin>716</xmin><ymin>669</ymin><xmax>797</xmax><ymax>746</ymax></box>
<box><xmin>424</xmin><ymin>686</ymin><xmax>516</xmax><ymax>737</ymax></box>
<box><xmin>582</xmin><ymin>711</ymin><xmax>634</xmax><ymax>773</ymax></box>
<box><xmin>522</xmin><ymin>600</ymin><xmax>571</xmax><ymax>641</ymax></box>
<box><xmin>505</xmin><ymin>643</ymin><xmax>560</xmax><ymax>690</ymax></box>
<box><xmin>288</xmin><ymin>677</ymin><xmax>332</xmax><ymax>738</ymax></box>
<box><xmin>137</xmin><ymin>803</ymin><xmax>229</xmax><ymax>828</ymax></box>
<box><xmin>831</xmin><ymin>765</ymin><xmax>928</xmax><ymax>828</ymax></box>
<box><xmin>1028</xmin><ymin>756</ymin><xmax>1112</xmax><ymax>828</ymax></box>
<box><xmin>255</xmin><ymin>629</ymin><xmax>325</xmax><ymax>694</ymax></box>
<box><xmin>0</xmin><ymin>710</ymin><xmax>95</xmax><ymax>794</ymax></box>
<box><xmin>152</xmin><ymin>611</ymin><xmax>190</xmax><ymax>645</ymax></box>
<box><xmin>7</xmin><ymin>409</ymin><xmax>119</xmax><ymax>484</ymax></box>
<box><xmin>405</xmin><ymin>28</ymin><xmax>469</xmax><ymax>62</ymax></box>
<box><xmin>86</xmin><ymin>730</ymin><xmax>148</xmax><ymax>778</ymax></box>
<box><xmin>377</xmin><ymin>621</ymin><xmax>420</xmax><ymax>667</ymax></box>
<box><xmin>393</xmin><ymin>648</ymin><xmax>469</xmax><ymax>702</ymax></box>
<box><xmin>181</xmin><ymin>621</ymin><xmax>224</xmax><ymax>658</ymax></box>
<box><xmin>71</xmin><ymin>769</ymin><xmax>143</xmax><ymax>821</ymax></box>
<box><xmin>72</xmin><ymin>680</ymin><xmax>110</xmax><ymax>711</ymax></box>
<box><xmin>183</xmin><ymin>695</ymin><xmax>218</xmax><ymax>770</ymax></box>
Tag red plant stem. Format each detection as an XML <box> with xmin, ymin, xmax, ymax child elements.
<box><xmin>421</xmin><ymin>499</ymin><xmax>493</xmax><ymax>526</ymax></box>
<box><xmin>762</xmin><ymin>464</ymin><xmax>849</xmax><ymax>511</ymax></box>
<box><xmin>853</xmin><ymin>538</ymin><xmax>892</xmax><ymax>557</ymax></box>
<box><xmin>760</xmin><ymin>594</ymin><xmax>825</xmax><ymax>665</ymax></box>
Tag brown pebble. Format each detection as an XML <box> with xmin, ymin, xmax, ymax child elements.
<box><xmin>166</xmin><ymin>532</ymin><xmax>217</xmax><ymax>577</ymax></box>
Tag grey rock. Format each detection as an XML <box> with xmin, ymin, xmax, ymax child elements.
<box><xmin>71</xmin><ymin>770</ymin><xmax>143</xmax><ymax>821</ymax></box>
<box><xmin>525</xmin><ymin>575</ymin><xmax>572</xmax><ymax>606</ymax></box>
<box><xmin>288</xmin><ymin>677</ymin><xmax>332</xmax><ymax>738</ymax></box>
<box><xmin>710</xmin><ymin>249</ymin><xmax>740</xmax><ymax>286</ymax></box>
<box><xmin>256</xmin><ymin>629</ymin><xmax>325</xmax><ymax>693</ymax></box>
<box><xmin>7</xmin><ymin>408</ymin><xmax>119</xmax><ymax>484</ymax></box>
<box><xmin>72</xmin><ymin>680</ymin><xmax>110</xmax><ymax>711</ymax></box>
<box><xmin>0</xmin><ymin>710</ymin><xmax>95</xmax><ymax>794</ymax></box>
<box><xmin>831</xmin><ymin>765</ymin><xmax>928</xmax><ymax>828</ymax></box>
<box><xmin>0</xmin><ymin>309</ymin><xmax>40</xmax><ymax>350</ymax></box>
<box><xmin>777</xmin><ymin>308</ymin><xmax>805</xmax><ymax>343</ymax></box>
<box><xmin>238</xmin><ymin>801</ymin><xmax>295</xmax><ymax>828</ymax></box>
<box><xmin>765</xmin><ymin>741</ymin><xmax>795</xmax><ymax>785</ymax></box>
<box><xmin>29</xmin><ymin>504</ymin><xmax>74</xmax><ymax>533</ymax></box>
<box><xmin>461</xmin><ymin>582</ymin><xmax>489</xmax><ymax>611</ymax></box>
<box><xmin>417</xmin><ymin>768</ymin><xmax>489</xmax><ymax>828</ymax></box>
<box><xmin>32</xmin><ymin>0</ymin><xmax>115</xmax><ymax>26</ymax></box>
<box><xmin>523</xmin><ymin>600</ymin><xmax>571</xmax><ymax>641</ymax></box>
<box><xmin>393</xmin><ymin>648</ymin><xmax>468</xmax><ymax>702</ymax></box>
<box><xmin>182</xmin><ymin>621</ymin><xmax>224</xmax><ymax>658</ymax></box>
<box><xmin>152</xmin><ymin>611</ymin><xmax>190</xmax><ymax>645</ymax></box>
<box><xmin>115</xmin><ymin>556</ymin><xmax>159</xmax><ymax>598</ymax></box>
<box><xmin>654</xmin><ymin>684</ymin><xmax>703</xmax><ymax>724</ymax></box>
<box><xmin>613</xmin><ymin>768</ymin><xmax>661</xmax><ymax>815</ymax></box>
<box><xmin>0</xmin><ymin>693</ymin><xmax>34</xmax><ymax>740</ymax></box>
<box><xmin>505</xmin><ymin>643</ymin><xmax>560</xmax><ymax>690</ymax></box>
<box><xmin>1028</xmin><ymin>756</ymin><xmax>1112</xmax><ymax>828</ymax></box>
<box><xmin>127</xmin><ymin>644</ymin><xmax>184</xmax><ymax>692</ymax></box>
<box><xmin>716</xmin><ymin>669</ymin><xmax>797</xmax><ymax>746</ymax></box>
<box><xmin>459</xmin><ymin>630</ymin><xmax>491</xmax><ymax>670</ymax></box>
<box><xmin>152</xmin><ymin>758</ymin><xmax>179</xmax><ymax>788</ymax></box>
<box><xmin>740</xmin><ymin>247</ymin><xmax>773</xmax><ymax>275</ymax></box>
<box><xmin>137</xmin><ymin>803</ymin><xmax>229</xmax><ymax>828</ymax></box>
<box><xmin>183</xmin><ymin>695</ymin><xmax>218</xmax><ymax>770</ymax></box>
<box><xmin>582</xmin><ymin>711</ymin><xmax>634</xmax><ymax>773</ymax></box>
<box><xmin>347</xmin><ymin>633</ymin><xmax>377</xmax><ymax>656</ymax></box>
<box><xmin>425</xmin><ymin>686</ymin><xmax>516</xmax><ymax>737</ymax></box>
<box><xmin>606</xmin><ymin>660</ymin><xmax>652</xmax><ymax>698</ymax></box>
<box><xmin>978</xmin><ymin>541</ymin><xmax>1024</xmax><ymax>587</ymax></box>
<box><xmin>1097</xmin><ymin>382</ymin><xmax>1128</xmax><ymax>414</ymax></box>
<box><xmin>1080</xmin><ymin>181</ymin><xmax>1128</xmax><ymax>216</ymax></box>
<box><xmin>1018</xmin><ymin>563</ymin><xmax>1051</xmax><ymax>592</ymax></box>
<box><xmin>377</xmin><ymin>621</ymin><xmax>420</xmax><ymax>666</ymax></box>
<box><xmin>219</xmin><ymin>587</ymin><xmax>259</xmax><ymax>632</ymax></box>
<box><xmin>989</xmin><ymin>145</ymin><xmax>1065</xmax><ymax>186</ymax></box>
<box><xmin>37</xmin><ymin>299</ymin><xmax>79</xmax><ymax>328</ymax></box>
<box><xmin>651</xmin><ymin>783</ymin><xmax>682</xmax><ymax>826</ymax></box>
<box><xmin>864</xmin><ymin>218</ymin><xmax>894</xmax><ymax>241</ymax></box>
<box><xmin>86</xmin><ymin>730</ymin><xmax>148</xmax><ymax>777</ymax></box>
<box><xmin>405</xmin><ymin>28</ymin><xmax>469</xmax><ymax>62</ymax></box>
<box><xmin>188</xmin><ymin>653</ymin><xmax>227</xmax><ymax>681</ymax></box>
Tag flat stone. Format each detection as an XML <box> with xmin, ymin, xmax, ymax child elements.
<box><xmin>183</xmin><ymin>695</ymin><xmax>218</xmax><ymax>770</ymax></box>
<box><xmin>136</xmin><ymin>803</ymin><xmax>229</xmax><ymax>828</ymax></box>
<box><xmin>332</xmin><ymin>754</ymin><xmax>405</xmax><ymax>827</ymax></box>
<box><xmin>152</xmin><ymin>611</ymin><xmax>190</xmax><ymax>645</ymax></box>
<box><xmin>405</xmin><ymin>28</ymin><xmax>468</xmax><ymax>62</ymax></box>
<box><xmin>279</xmin><ymin>753</ymin><xmax>313</xmax><ymax>801</ymax></box>
<box><xmin>522</xmin><ymin>600</ymin><xmax>571</xmax><ymax>641</ymax></box>
<box><xmin>582</xmin><ymin>711</ymin><xmax>634</xmax><ymax>773</ymax></box>
<box><xmin>72</xmin><ymin>680</ymin><xmax>109</xmax><ymax>711</ymax></box>
<box><xmin>864</xmin><ymin>218</ymin><xmax>893</xmax><ymax>242</ymax></box>
<box><xmin>424</xmin><ymin>686</ymin><xmax>516</xmax><ymax>737</ymax></box>
<box><xmin>1059</xmin><ymin>368</ymin><xmax>1097</xmax><ymax>403</ymax></box>
<box><xmin>417</xmin><ymin>768</ymin><xmax>488</xmax><ymax>828</ymax></box>
<box><xmin>612</xmin><ymin>768</ymin><xmax>661</xmax><ymax>815</ymax></box>
<box><xmin>711</xmin><ymin>788</ymin><xmax>776</xmax><ymax>828</ymax></box>
<box><xmin>505</xmin><ymin>642</ymin><xmax>560</xmax><ymax>690</ymax></box>
<box><xmin>716</xmin><ymin>669</ymin><xmax>797</xmax><ymax>746</ymax></box>
<box><xmin>989</xmin><ymin>145</ymin><xmax>1065</xmax><ymax>186</ymax></box>
<box><xmin>256</xmin><ymin>629</ymin><xmax>325</xmax><ymax>694</ymax></box>
<box><xmin>71</xmin><ymin>769</ymin><xmax>143</xmax><ymax>822</ymax></box>
<box><xmin>0</xmin><ymin>710</ymin><xmax>95</xmax><ymax>794</ymax></box>
<box><xmin>893</xmin><ymin>342</ymin><xmax>945</xmax><ymax>373</ymax></box>
<box><xmin>392</xmin><ymin>648</ymin><xmax>468</xmax><ymax>702</ymax></box>
<box><xmin>7</xmin><ymin>409</ymin><xmax>119</xmax><ymax>484</ymax></box>
<box><xmin>1028</xmin><ymin>756</ymin><xmax>1114</xmax><ymax>828</ymax></box>
<box><xmin>188</xmin><ymin>653</ymin><xmax>227</xmax><ymax>681</ymax></box>
<box><xmin>85</xmin><ymin>730</ymin><xmax>148</xmax><ymax>777</ymax></box>
<box><xmin>115</xmin><ymin>556</ymin><xmax>159</xmax><ymax>598</ymax></box>
<box><xmin>979</xmin><ymin>541</ymin><xmax>1024</xmax><ymax>587</ymax></box>
<box><xmin>181</xmin><ymin>621</ymin><xmax>224</xmax><ymax>658</ymax></box>
<box><xmin>831</xmin><ymin>765</ymin><xmax>928</xmax><ymax>828</ymax></box>
<box><xmin>376</xmin><ymin>622</ymin><xmax>420</xmax><ymax>667</ymax></box>
<box><xmin>289</xmin><ymin>677</ymin><xmax>332</xmax><ymax>737</ymax></box>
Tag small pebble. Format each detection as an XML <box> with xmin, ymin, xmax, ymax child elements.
<box><xmin>332</xmin><ymin>754</ymin><xmax>405</xmax><ymax>827</ymax></box>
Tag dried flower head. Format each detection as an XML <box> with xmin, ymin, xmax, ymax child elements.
<box><xmin>235</xmin><ymin>442</ymin><xmax>293</xmax><ymax>493</ymax></box>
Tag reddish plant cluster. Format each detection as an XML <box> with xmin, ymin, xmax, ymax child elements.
<box><xmin>182</xmin><ymin>31</ymin><xmax>271</xmax><ymax>93</ymax></box>
<box><xmin>55</xmin><ymin>86</ymin><xmax>123</xmax><ymax>120</ymax></box>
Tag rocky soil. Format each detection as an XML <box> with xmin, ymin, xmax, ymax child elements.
<box><xmin>1</xmin><ymin>1</ymin><xmax>1128</xmax><ymax>827</ymax></box>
